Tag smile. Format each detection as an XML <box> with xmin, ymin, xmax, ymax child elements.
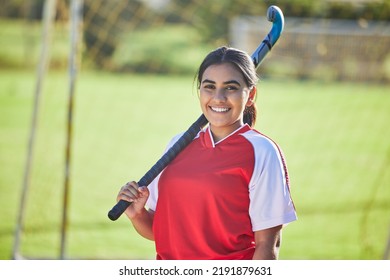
<box><xmin>210</xmin><ymin>106</ymin><xmax>230</xmax><ymax>113</ymax></box>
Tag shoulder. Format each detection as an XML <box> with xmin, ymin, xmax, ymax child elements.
<box><xmin>240</xmin><ymin>129</ymin><xmax>282</xmax><ymax>155</ymax></box>
<box><xmin>166</xmin><ymin>132</ymin><xmax>185</xmax><ymax>148</ymax></box>
<box><xmin>165</xmin><ymin>128</ymin><xmax>204</xmax><ymax>151</ymax></box>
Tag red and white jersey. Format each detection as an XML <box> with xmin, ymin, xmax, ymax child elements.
<box><xmin>146</xmin><ymin>124</ymin><xmax>297</xmax><ymax>260</ymax></box>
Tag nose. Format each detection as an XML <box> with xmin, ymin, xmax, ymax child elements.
<box><xmin>214</xmin><ymin>88</ymin><xmax>227</xmax><ymax>102</ymax></box>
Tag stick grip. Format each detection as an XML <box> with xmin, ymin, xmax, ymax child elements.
<box><xmin>107</xmin><ymin>200</ymin><xmax>130</xmax><ymax>221</ymax></box>
<box><xmin>108</xmin><ymin>114</ymin><xmax>208</xmax><ymax>221</ymax></box>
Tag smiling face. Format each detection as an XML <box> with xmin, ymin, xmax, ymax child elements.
<box><xmin>199</xmin><ymin>62</ymin><xmax>256</xmax><ymax>142</ymax></box>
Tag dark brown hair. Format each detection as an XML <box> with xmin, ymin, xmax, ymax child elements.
<box><xmin>195</xmin><ymin>46</ymin><xmax>259</xmax><ymax>127</ymax></box>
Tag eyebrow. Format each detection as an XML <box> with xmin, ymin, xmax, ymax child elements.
<box><xmin>201</xmin><ymin>79</ymin><xmax>241</xmax><ymax>86</ymax></box>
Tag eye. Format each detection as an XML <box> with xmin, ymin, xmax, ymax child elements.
<box><xmin>226</xmin><ymin>85</ymin><xmax>238</xmax><ymax>91</ymax></box>
<box><xmin>203</xmin><ymin>84</ymin><xmax>215</xmax><ymax>90</ymax></box>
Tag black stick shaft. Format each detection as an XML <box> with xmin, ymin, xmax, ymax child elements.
<box><xmin>108</xmin><ymin>114</ymin><xmax>208</xmax><ymax>220</ymax></box>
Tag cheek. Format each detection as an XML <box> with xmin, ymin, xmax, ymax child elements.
<box><xmin>231</xmin><ymin>93</ymin><xmax>248</xmax><ymax>108</ymax></box>
<box><xmin>199</xmin><ymin>91</ymin><xmax>210</xmax><ymax>105</ymax></box>
<box><xmin>240</xmin><ymin>91</ymin><xmax>252</xmax><ymax>105</ymax></box>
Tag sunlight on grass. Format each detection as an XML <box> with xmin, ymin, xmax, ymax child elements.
<box><xmin>1</xmin><ymin>70</ymin><xmax>389</xmax><ymax>259</ymax></box>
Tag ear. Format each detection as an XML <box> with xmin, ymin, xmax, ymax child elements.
<box><xmin>246</xmin><ymin>86</ymin><xmax>257</xmax><ymax>107</ymax></box>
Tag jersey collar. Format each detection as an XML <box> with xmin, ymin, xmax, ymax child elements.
<box><xmin>202</xmin><ymin>124</ymin><xmax>251</xmax><ymax>148</ymax></box>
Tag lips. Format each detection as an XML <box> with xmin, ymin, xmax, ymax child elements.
<box><xmin>210</xmin><ymin>106</ymin><xmax>230</xmax><ymax>113</ymax></box>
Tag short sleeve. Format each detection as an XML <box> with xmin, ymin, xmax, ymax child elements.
<box><xmin>245</xmin><ymin>132</ymin><xmax>297</xmax><ymax>231</ymax></box>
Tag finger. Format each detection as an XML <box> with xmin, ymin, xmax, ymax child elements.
<box><xmin>122</xmin><ymin>181</ymin><xmax>139</xmax><ymax>196</ymax></box>
<box><xmin>118</xmin><ymin>182</ymin><xmax>140</xmax><ymax>201</ymax></box>
<box><xmin>138</xmin><ymin>186</ymin><xmax>149</xmax><ymax>195</ymax></box>
<box><xmin>127</xmin><ymin>186</ymin><xmax>139</xmax><ymax>197</ymax></box>
<box><xmin>127</xmin><ymin>181</ymin><xmax>139</xmax><ymax>189</ymax></box>
<box><xmin>117</xmin><ymin>192</ymin><xmax>135</xmax><ymax>203</ymax></box>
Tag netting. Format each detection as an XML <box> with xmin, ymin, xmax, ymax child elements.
<box><xmin>2</xmin><ymin>0</ymin><xmax>389</xmax><ymax>81</ymax></box>
<box><xmin>232</xmin><ymin>16</ymin><xmax>390</xmax><ymax>82</ymax></box>
<box><xmin>78</xmin><ymin>0</ymin><xmax>390</xmax><ymax>82</ymax></box>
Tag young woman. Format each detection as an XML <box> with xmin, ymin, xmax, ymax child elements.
<box><xmin>116</xmin><ymin>46</ymin><xmax>297</xmax><ymax>260</ymax></box>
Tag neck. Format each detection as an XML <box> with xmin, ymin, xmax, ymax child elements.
<box><xmin>209</xmin><ymin>122</ymin><xmax>245</xmax><ymax>143</ymax></box>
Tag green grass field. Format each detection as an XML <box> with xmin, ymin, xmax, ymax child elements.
<box><xmin>1</xmin><ymin>19</ymin><xmax>390</xmax><ymax>260</ymax></box>
<box><xmin>1</xmin><ymin>69</ymin><xmax>389</xmax><ymax>260</ymax></box>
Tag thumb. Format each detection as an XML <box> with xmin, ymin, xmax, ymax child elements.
<box><xmin>138</xmin><ymin>186</ymin><xmax>149</xmax><ymax>198</ymax></box>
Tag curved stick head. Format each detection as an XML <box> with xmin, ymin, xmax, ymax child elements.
<box><xmin>267</xmin><ymin>5</ymin><xmax>285</xmax><ymax>45</ymax></box>
<box><xmin>251</xmin><ymin>5</ymin><xmax>285</xmax><ymax>68</ymax></box>
<box><xmin>267</xmin><ymin>5</ymin><xmax>284</xmax><ymax>25</ymax></box>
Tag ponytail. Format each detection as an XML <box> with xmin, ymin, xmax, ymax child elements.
<box><xmin>243</xmin><ymin>103</ymin><xmax>257</xmax><ymax>127</ymax></box>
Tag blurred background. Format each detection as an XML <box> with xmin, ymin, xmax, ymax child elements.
<box><xmin>1</xmin><ymin>0</ymin><xmax>389</xmax><ymax>260</ymax></box>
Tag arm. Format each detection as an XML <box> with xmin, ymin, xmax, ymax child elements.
<box><xmin>252</xmin><ymin>225</ymin><xmax>282</xmax><ymax>260</ymax></box>
<box><xmin>127</xmin><ymin>207</ymin><xmax>155</xmax><ymax>241</ymax></box>
<box><xmin>117</xmin><ymin>181</ymin><xmax>155</xmax><ymax>240</ymax></box>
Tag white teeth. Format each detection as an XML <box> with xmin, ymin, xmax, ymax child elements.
<box><xmin>211</xmin><ymin>107</ymin><xmax>230</xmax><ymax>113</ymax></box>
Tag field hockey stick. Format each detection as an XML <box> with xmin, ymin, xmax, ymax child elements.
<box><xmin>108</xmin><ymin>5</ymin><xmax>284</xmax><ymax>221</ymax></box>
